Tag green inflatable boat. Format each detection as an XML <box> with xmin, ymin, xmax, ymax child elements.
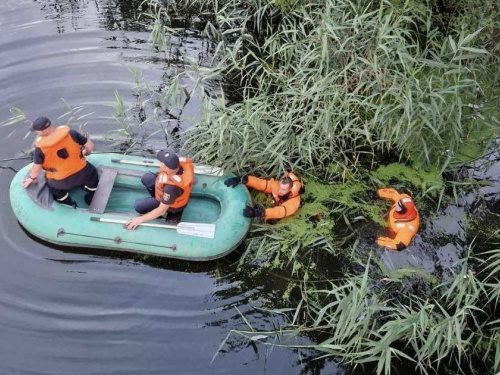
<box><xmin>9</xmin><ymin>153</ymin><xmax>252</xmax><ymax>261</ymax></box>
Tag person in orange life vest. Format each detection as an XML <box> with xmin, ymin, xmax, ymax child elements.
<box><xmin>22</xmin><ymin>116</ymin><xmax>98</xmax><ymax>208</ymax></box>
<box><xmin>224</xmin><ymin>173</ymin><xmax>303</xmax><ymax>220</ymax></box>
<box><xmin>367</xmin><ymin>188</ymin><xmax>420</xmax><ymax>251</ymax></box>
<box><xmin>126</xmin><ymin>151</ymin><xmax>194</xmax><ymax>230</ymax></box>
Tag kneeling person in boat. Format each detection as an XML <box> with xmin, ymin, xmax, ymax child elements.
<box><xmin>126</xmin><ymin>151</ymin><xmax>194</xmax><ymax>230</ymax></box>
<box><xmin>368</xmin><ymin>188</ymin><xmax>420</xmax><ymax>251</ymax></box>
<box><xmin>224</xmin><ymin>172</ymin><xmax>303</xmax><ymax>221</ymax></box>
<box><xmin>22</xmin><ymin>116</ymin><xmax>98</xmax><ymax>208</ymax></box>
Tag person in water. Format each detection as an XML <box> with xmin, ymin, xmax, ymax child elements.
<box><xmin>126</xmin><ymin>151</ymin><xmax>194</xmax><ymax>230</ymax></box>
<box><xmin>224</xmin><ymin>172</ymin><xmax>303</xmax><ymax>220</ymax></box>
<box><xmin>22</xmin><ymin>116</ymin><xmax>98</xmax><ymax>208</ymax></box>
<box><xmin>368</xmin><ymin>188</ymin><xmax>420</xmax><ymax>250</ymax></box>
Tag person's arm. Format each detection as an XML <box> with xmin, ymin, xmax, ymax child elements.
<box><xmin>82</xmin><ymin>139</ymin><xmax>95</xmax><ymax>156</ymax></box>
<box><xmin>246</xmin><ymin>175</ymin><xmax>275</xmax><ymax>194</ymax></box>
<box><xmin>22</xmin><ymin>163</ymin><xmax>43</xmax><ymax>188</ymax></box>
<box><xmin>376</xmin><ymin>230</ymin><xmax>411</xmax><ymax>251</ymax></box>
<box><xmin>263</xmin><ymin>196</ymin><xmax>301</xmax><ymax>220</ymax></box>
<box><xmin>126</xmin><ymin>203</ymin><xmax>169</xmax><ymax>230</ymax></box>
<box><xmin>70</xmin><ymin>129</ymin><xmax>94</xmax><ymax>156</ymax></box>
<box><xmin>377</xmin><ymin>188</ymin><xmax>401</xmax><ymax>203</ymax></box>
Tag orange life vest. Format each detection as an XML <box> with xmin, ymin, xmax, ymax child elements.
<box><xmin>154</xmin><ymin>158</ymin><xmax>194</xmax><ymax>209</ymax></box>
<box><xmin>35</xmin><ymin>126</ymin><xmax>87</xmax><ymax>180</ymax></box>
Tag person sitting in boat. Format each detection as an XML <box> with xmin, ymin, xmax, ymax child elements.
<box><xmin>126</xmin><ymin>151</ymin><xmax>194</xmax><ymax>230</ymax></box>
<box><xmin>224</xmin><ymin>172</ymin><xmax>303</xmax><ymax>220</ymax></box>
<box><xmin>368</xmin><ymin>188</ymin><xmax>420</xmax><ymax>251</ymax></box>
<box><xmin>22</xmin><ymin>116</ymin><xmax>98</xmax><ymax>208</ymax></box>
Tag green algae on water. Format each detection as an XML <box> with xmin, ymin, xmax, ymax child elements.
<box><xmin>371</xmin><ymin>163</ymin><xmax>443</xmax><ymax>198</ymax></box>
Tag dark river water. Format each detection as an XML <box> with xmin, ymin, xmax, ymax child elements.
<box><xmin>0</xmin><ymin>1</ymin><xmax>342</xmax><ymax>374</ymax></box>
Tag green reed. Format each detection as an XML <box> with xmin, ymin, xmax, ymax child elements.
<box><xmin>169</xmin><ymin>0</ymin><xmax>499</xmax><ymax>177</ymax></box>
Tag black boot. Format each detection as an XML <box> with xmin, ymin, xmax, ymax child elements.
<box><xmin>58</xmin><ymin>195</ymin><xmax>77</xmax><ymax>209</ymax></box>
<box><xmin>84</xmin><ymin>192</ymin><xmax>95</xmax><ymax>206</ymax></box>
<box><xmin>165</xmin><ymin>211</ymin><xmax>183</xmax><ymax>225</ymax></box>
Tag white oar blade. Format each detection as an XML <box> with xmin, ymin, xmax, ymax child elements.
<box><xmin>177</xmin><ymin>227</ymin><xmax>215</xmax><ymax>239</ymax></box>
<box><xmin>177</xmin><ymin>222</ymin><xmax>216</xmax><ymax>239</ymax></box>
<box><xmin>177</xmin><ymin>222</ymin><xmax>216</xmax><ymax>230</ymax></box>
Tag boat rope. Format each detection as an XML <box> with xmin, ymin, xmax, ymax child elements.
<box><xmin>56</xmin><ymin>229</ymin><xmax>177</xmax><ymax>251</ymax></box>
<box><xmin>0</xmin><ymin>166</ymin><xmax>18</xmax><ymax>173</ymax></box>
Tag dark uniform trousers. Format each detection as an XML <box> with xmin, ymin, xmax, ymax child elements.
<box><xmin>47</xmin><ymin>162</ymin><xmax>99</xmax><ymax>206</ymax></box>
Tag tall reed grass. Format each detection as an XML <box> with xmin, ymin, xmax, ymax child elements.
<box><xmin>166</xmin><ymin>0</ymin><xmax>499</xmax><ymax>177</ymax></box>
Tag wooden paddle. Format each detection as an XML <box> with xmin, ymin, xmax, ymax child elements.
<box><xmin>90</xmin><ymin>217</ymin><xmax>216</xmax><ymax>239</ymax></box>
<box><xmin>110</xmin><ymin>159</ymin><xmax>224</xmax><ymax>177</ymax></box>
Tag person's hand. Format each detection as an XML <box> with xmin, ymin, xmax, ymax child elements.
<box><xmin>22</xmin><ymin>176</ymin><xmax>37</xmax><ymax>189</ymax></box>
<box><xmin>224</xmin><ymin>176</ymin><xmax>241</xmax><ymax>188</ymax></box>
<box><xmin>243</xmin><ymin>205</ymin><xmax>264</xmax><ymax>218</ymax></box>
<box><xmin>367</xmin><ymin>190</ymin><xmax>378</xmax><ymax>200</ymax></box>
<box><xmin>224</xmin><ymin>174</ymin><xmax>248</xmax><ymax>188</ymax></box>
<box><xmin>243</xmin><ymin>205</ymin><xmax>254</xmax><ymax>217</ymax></box>
<box><xmin>126</xmin><ymin>217</ymin><xmax>143</xmax><ymax>230</ymax></box>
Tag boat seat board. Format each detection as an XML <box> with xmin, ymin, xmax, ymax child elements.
<box><xmin>89</xmin><ymin>167</ymin><xmax>118</xmax><ymax>214</ymax></box>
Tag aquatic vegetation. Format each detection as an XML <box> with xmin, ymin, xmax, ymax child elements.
<box><xmin>219</xmin><ymin>250</ymin><xmax>500</xmax><ymax>374</ymax></box>
<box><xmin>136</xmin><ymin>0</ymin><xmax>500</xmax><ymax>373</ymax></box>
<box><xmin>371</xmin><ymin>163</ymin><xmax>443</xmax><ymax>198</ymax></box>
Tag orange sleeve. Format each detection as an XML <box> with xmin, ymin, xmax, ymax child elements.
<box><xmin>182</xmin><ymin>159</ymin><xmax>195</xmax><ymax>182</ymax></box>
<box><xmin>246</xmin><ymin>175</ymin><xmax>275</xmax><ymax>194</ymax></box>
<box><xmin>377</xmin><ymin>188</ymin><xmax>402</xmax><ymax>203</ymax></box>
<box><xmin>264</xmin><ymin>196</ymin><xmax>301</xmax><ymax>220</ymax></box>
<box><xmin>376</xmin><ymin>236</ymin><xmax>398</xmax><ymax>250</ymax></box>
<box><xmin>376</xmin><ymin>230</ymin><xmax>413</xmax><ymax>250</ymax></box>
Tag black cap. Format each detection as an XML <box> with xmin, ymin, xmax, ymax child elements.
<box><xmin>31</xmin><ymin>116</ymin><xmax>51</xmax><ymax>131</ymax></box>
<box><xmin>156</xmin><ymin>150</ymin><xmax>179</xmax><ymax>169</ymax></box>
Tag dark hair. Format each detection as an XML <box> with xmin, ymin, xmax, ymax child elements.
<box><xmin>280</xmin><ymin>176</ymin><xmax>293</xmax><ymax>186</ymax></box>
<box><xmin>397</xmin><ymin>200</ymin><xmax>408</xmax><ymax>214</ymax></box>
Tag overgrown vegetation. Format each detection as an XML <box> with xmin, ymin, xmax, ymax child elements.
<box><xmin>137</xmin><ymin>0</ymin><xmax>500</xmax><ymax>373</ymax></box>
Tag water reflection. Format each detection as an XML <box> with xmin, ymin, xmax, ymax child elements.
<box><xmin>35</xmin><ymin>0</ymin><xmax>149</xmax><ymax>32</ymax></box>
